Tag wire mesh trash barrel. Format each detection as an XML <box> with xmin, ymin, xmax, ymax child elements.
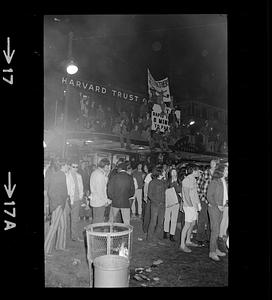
<box><xmin>93</xmin><ymin>255</ymin><xmax>130</xmax><ymax>287</ymax></box>
<box><xmin>85</xmin><ymin>223</ymin><xmax>133</xmax><ymax>287</ymax></box>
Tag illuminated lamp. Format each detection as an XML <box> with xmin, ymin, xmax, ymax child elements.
<box><xmin>66</xmin><ymin>59</ymin><xmax>78</xmax><ymax>75</ymax></box>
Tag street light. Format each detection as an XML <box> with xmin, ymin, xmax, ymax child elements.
<box><xmin>66</xmin><ymin>59</ymin><xmax>78</xmax><ymax>75</ymax></box>
<box><xmin>62</xmin><ymin>32</ymin><xmax>78</xmax><ymax>158</ymax></box>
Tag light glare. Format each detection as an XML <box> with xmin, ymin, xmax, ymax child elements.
<box><xmin>66</xmin><ymin>63</ymin><xmax>78</xmax><ymax>75</ymax></box>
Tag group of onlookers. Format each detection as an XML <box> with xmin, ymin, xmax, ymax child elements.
<box><xmin>44</xmin><ymin>159</ymin><xmax>86</xmax><ymax>255</ymax></box>
<box><xmin>44</xmin><ymin>157</ymin><xmax>228</xmax><ymax>262</ymax></box>
<box><xmin>59</xmin><ymin>94</ymin><xmax>227</xmax><ymax>154</ymax></box>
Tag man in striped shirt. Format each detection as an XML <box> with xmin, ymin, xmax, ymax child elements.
<box><xmin>195</xmin><ymin>159</ymin><xmax>219</xmax><ymax>246</ymax></box>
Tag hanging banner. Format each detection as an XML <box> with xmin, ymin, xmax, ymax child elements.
<box><xmin>151</xmin><ymin>103</ymin><xmax>171</xmax><ymax>132</ymax></box>
<box><xmin>147</xmin><ymin>69</ymin><xmax>171</xmax><ymax>103</ymax></box>
<box><xmin>62</xmin><ymin>77</ymin><xmax>146</xmax><ymax>104</ymax></box>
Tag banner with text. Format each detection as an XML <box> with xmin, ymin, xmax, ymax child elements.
<box><xmin>151</xmin><ymin>103</ymin><xmax>171</xmax><ymax>132</ymax></box>
<box><xmin>147</xmin><ymin>69</ymin><xmax>171</xmax><ymax>103</ymax></box>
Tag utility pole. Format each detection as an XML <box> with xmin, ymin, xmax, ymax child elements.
<box><xmin>62</xmin><ymin>32</ymin><xmax>74</xmax><ymax>158</ymax></box>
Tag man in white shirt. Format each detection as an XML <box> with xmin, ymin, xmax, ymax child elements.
<box><xmin>89</xmin><ymin>158</ymin><xmax>111</xmax><ymax>223</ymax></box>
<box><xmin>66</xmin><ymin>162</ymin><xmax>84</xmax><ymax>241</ymax></box>
<box><xmin>142</xmin><ymin>168</ymin><xmax>153</xmax><ymax>233</ymax></box>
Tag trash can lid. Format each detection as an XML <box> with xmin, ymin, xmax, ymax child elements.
<box><xmin>94</xmin><ymin>255</ymin><xmax>129</xmax><ymax>270</ymax></box>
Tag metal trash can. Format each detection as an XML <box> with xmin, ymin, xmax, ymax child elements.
<box><xmin>93</xmin><ymin>255</ymin><xmax>130</xmax><ymax>287</ymax></box>
<box><xmin>85</xmin><ymin>222</ymin><xmax>133</xmax><ymax>287</ymax></box>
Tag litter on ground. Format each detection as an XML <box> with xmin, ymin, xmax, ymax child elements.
<box><xmin>152</xmin><ymin>259</ymin><xmax>163</xmax><ymax>265</ymax></box>
<box><xmin>72</xmin><ymin>258</ymin><xmax>81</xmax><ymax>265</ymax></box>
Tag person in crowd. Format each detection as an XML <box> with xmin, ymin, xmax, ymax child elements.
<box><xmin>131</xmin><ymin>163</ymin><xmax>145</xmax><ymax>219</ymax></box>
<box><xmin>176</xmin><ymin>167</ymin><xmax>187</xmax><ymax>233</ymax></box>
<box><xmin>108</xmin><ymin>158</ymin><xmax>125</xmax><ymax>182</ymax></box>
<box><xmin>162</xmin><ymin>163</ymin><xmax>169</xmax><ymax>180</ymax></box>
<box><xmin>142</xmin><ymin>126</ymin><xmax>152</xmax><ymax>144</ymax></box>
<box><xmin>143</xmin><ymin>164</ymin><xmax>149</xmax><ymax>176</ymax></box>
<box><xmin>118</xmin><ymin>119</ymin><xmax>131</xmax><ymax>149</ymax></box>
<box><xmin>146</xmin><ymin>165</ymin><xmax>167</xmax><ymax>243</ymax></box>
<box><xmin>150</xmin><ymin>127</ymin><xmax>161</xmax><ymax>150</ymax></box>
<box><xmin>107</xmin><ymin>161</ymin><xmax>135</xmax><ymax>225</ymax></box>
<box><xmin>44</xmin><ymin>158</ymin><xmax>54</xmax><ymax>237</ymax></box>
<box><xmin>195</xmin><ymin>159</ymin><xmax>219</xmax><ymax>246</ymax></box>
<box><xmin>207</xmin><ymin>163</ymin><xmax>228</xmax><ymax>261</ymax></box>
<box><xmin>142</xmin><ymin>112</ymin><xmax>152</xmax><ymax>130</ymax></box>
<box><xmin>104</xmin><ymin>106</ymin><xmax>114</xmax><ymax>131</ymax></box>
<box><xmin>130</xmin><ymin>124</ymin><xmax>142</xmax><ymax>141</ymax></box>
<box><xmin>160</xmin><ymin>130</ymin><xmax>170</xmax><ymax>151</ymax></box>
<box><xmin>139</xmin><ymin>98</ymin><xmax>148</xmax><ymax>118</ymax></box>
<box><xmin>179</xmin><ymin>164</ymin><xmax>201</xmax><ymax>253</ymax></box>
<box><xmin>127</xmin><ymin>165</ymin><xmax>139</xmax><ymax>218</ymax></box>
<box><xmin>44</xmin><ymin>159</ymin><xmax>69</xmax><ymax>255</ymax></box>
<box><xmin>219</xmin><ymin>164</ymin><xmax>229</xmax><ymax>252</ymax></box>
<box><xmin>96</xmin><ymin>104</ymin><xmax>105</xmax><ymax>124</ymax></box>
<box><xmin>142</xmin><ymin>165</ymin><xmax>153</xmax><ymax>232</ymax></box>
<box><xmin>44</xmin><ymin>159</ymin><xmax>51</xmax><ymax>178</ymax></box>
<box><xmin>163</xmin><ymin>168</ymin><xmax>182</xmax><ymax>242</ymax></box>
<box><xmin>67</xmin><ymin>161</ymin><xmax>84</xmax><ymax>242</ymax></box>
<box><xmin>89</xmin><ymin>158</ymin><xmax>111</xmax><ymax>223</ymax></box>
<box><xmin>78</xmin><ymin>161</ymin><xmax>91</xmax><ymax>221</ymax></box>
<box><xmin>135</xmin><ymin>116</ymin><xmax>144</xmax><ymax>134</ymax></box>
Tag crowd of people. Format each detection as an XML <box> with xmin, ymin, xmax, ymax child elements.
<box><xmin>44</xmin><ymin>156</ymin><xmax>228</xmax><ymax>262</ymax></box>
<box><xmin>56</xmin><ymin>95</ymin><xmax>227</xmax><ymax>154</ymax></box>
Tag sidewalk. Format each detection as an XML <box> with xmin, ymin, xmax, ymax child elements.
<box><xmin>45</xmin><ymin>217</ymin><xmax>228</xmax><ymax>287</ymax></box>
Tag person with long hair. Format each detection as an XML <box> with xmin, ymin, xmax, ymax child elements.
<box><xmin>207</xmin><ymin>163</ymin><xmax>228</xmax><ymax>261</ymax></box>
<box><xmin>163</xmin><ymin>168</ymin><xmax>182</xmax><ymax>242</ymax></box>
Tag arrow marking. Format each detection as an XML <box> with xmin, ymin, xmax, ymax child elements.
<box><xmin>3</xmin><ymin>37</ymin><xmax>15</xmax><ymax>64</ymax></box>
<box><xmin>4</xmin><ymin>172</ymin><xmax>16</xmax><ymax>198</ymax></box>
<box><xmin>3</xmin><ymin>75</ymin><xmax>13</xmax><ymax>85</ymax></box>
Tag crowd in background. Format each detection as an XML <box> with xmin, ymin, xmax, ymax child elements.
<box><xmin>55</xmin><ymin>95</ymin><xmax>228</xmax><ymax>154</ymax></box>
<box><xmin>44</xmin><ymin>156</ymin><xmax>228</xmax><ymax>262</ymax></box>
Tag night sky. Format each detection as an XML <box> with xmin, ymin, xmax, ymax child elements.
<box><xmin>44</xmin><ymin>14</ymin><xmax>227</xmax><ymax>124</ymax></box>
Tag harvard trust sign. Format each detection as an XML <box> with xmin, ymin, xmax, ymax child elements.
<box><xmin>62</xmin><ymin>77</ymin><xmax>146</xmax><ymax>104</ymax></box>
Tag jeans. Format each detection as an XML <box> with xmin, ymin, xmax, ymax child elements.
<box><xmin>164</xmin><ymin>204</ymin><xmax>179</xmax><ymax>235</ymax></box>
<box><xmin>92</xmin><ymin>206</ymin><xmax>106</xmax><ymax>224</ymax></box>
<box><xmin>111</xmin><ymin>207</ymin><xmax>130</xmax><ymax>225</ymax></box>
<box><xmin>70</xmin><ymin>200</ymin><xmax>81</xmax><ymax>240</ymax></box>
<box><xmin>208</xmin><ymin>206</ymin><xmax>223</xmax><ymax>252</ymax></box>
<box><xmin>196</xmin><ymin>201</ymin><xmax>210</xmax><ymax>242</ymax></box>
<box><xmin>131</xmin><ymin>188</ymin><xmax>143</xmax><ymax>215</ymax></box>
<box><xmin>147</xmin><ymin>204</ymin><xmax>165</xmax><ymax>241</ymax></box>
<box><xmin>142</xmin><ymin>199</ymin><xmax>151</xmax><ymax>233</ymax></box>
<box><xmin>45</xmin><ymin>205</ymin><xmax>66</xmax><ymax>254</ymax></box>
<box><xmin>219</xmin><ymin>206</ymin><xmax>229</xmax><ymax>237</ymax></box>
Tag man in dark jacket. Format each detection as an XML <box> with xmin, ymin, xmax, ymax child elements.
<box><xmin>146</xmin><ymin>166</ymin><xmax>167</xmax><ymax>242</ymax></box>
<box><xmin>44</xmin><ymin>159</ymin><xmax>69</xmax><ymax>255</ymax></box>
<box><xmin>107</xmin><ymin>161</ymin><xmax>135</xmax><ymax>225</ymax></box>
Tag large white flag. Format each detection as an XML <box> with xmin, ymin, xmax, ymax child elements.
<box><xmin>147</xmin><ymin>69</ymin><xmax>171</xmax><ymax>103</ymax></box>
